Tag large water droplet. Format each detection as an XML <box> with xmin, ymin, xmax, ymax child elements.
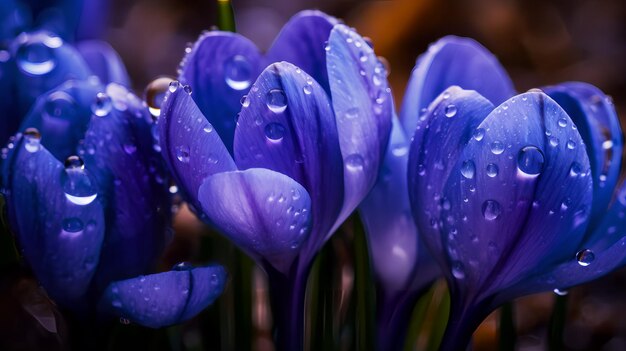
<box><xmin>63</xmin><ymin>156</ymin><xmax>98</xmax><ymax>205</ymax></box>
<box><xmin>23</xmin><ymin>127</ymin><xmax>42</xmax><ymax>153</ymax></box>
<box><xmin>451</xmin><ymin>261</ymin><xmax>465</xmax><ymax>279</ymax></box>
<box><xmin>176</xmin><ymin>145</ymin><xmax>190</xmax><ymax>162</ymax></box>
<box><xmin>486</xmin><ymin>163</ymin><xmax>499</xmax><ymax>177</ymax></box>
<box><xmin>473</xmin><ymin>128</ymin><xmax>485</xmax><ymax>141</ymax></box>
<box><xmin>224</xmin><ymin>55</ymin><xmax>252</xmax><ymax>90</ymax></box>
<box><xmin>92</xmin><ymin>92</ymin><xmax>112</xmax><ymax>117</ymax></box>
<box><xmin>144</xmin><ymin>77</ymin><xmax>173</xmax><ymax>118</ymax></box>
<box><xmin>569</xmin><ymin>162</ymin><xmax>582</xmax><ymax>177</ymax></box>
<box><xmin>490</xmin><ymin>141</ymin><xmax>505</xmax><ymax>155</ymax></box>
<box><xmin>62</xmin><ymin>217</ymin><xmax>84</xmax><ymax>233</ymax></box>
<box><xmin>45</xmin><ymin>91</ymin><xmax>76</xmax><ymax>119</ymax></box>
<box><xmin>576</xmin><ymin>249</ymin><xmax>594</xmax><ymax>267</ymax></box>
<box><xmin>517</xmin><ymin>146</ymin><xmax>544</xmax><ymax>176</ymax></box>
<box><xmin>482</xmin><ymin>200</ymin><xmax>501</xmax><ymax>220</ymax></box>
<box><xmin>557</xmin><ymin>118</ymin><xmax>567</xmax><ymax>128</ymax></box>
<box><xmin>345</xmin><ymin>154</ymin><xmax>365</xmax><ymax>172</ymax></box>
<box><xmin>16</xmin><ymin>33</ymin><xmax>59</xmax><ymax>75</ymax></box>
<box><xmin>266</xmin><ymin>89</ymin><xmax>287</xmax><ymax>113</ymax></box>
<box><xmin>461</xmin><ymin>160</ymin><xmax>475</xmax><ymax>179</ymax></box>
<box><xmin>445</xmin><ymin>104</ymin><xmax>457</xmax><ymax>118</ymax></box>
<box><xmin>264</xmin><ymin>123</ymin><xmax>285</xmax><ymax>142</ymax></box>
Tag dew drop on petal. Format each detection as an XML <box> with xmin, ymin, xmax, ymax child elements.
<box><xmin>473</xmin><ymin>128</ymin><xmax>485</xmax><ymax>141</ymax></box>
<box><xmin>576</xmin><ymin>249</ymin><xmax>594</xmax><ymax>266</ymax></box>
<box><xmin>92</xmin><ymin>92</ymin><xmax>112</xmax><ymax>117</ymax></box>
<box><xmin>224</xmin><ymin>55</ymin><xmax>252</xmax><ymax>90</ymax></box>
<box><xmin>460</xmin><ymin>160</ymin><xmax>475</xmax><ymax>179</ymax></box>
<box><xmin>345</xmin><ymin>154</ymin><xmax>365</xmax><ymax>172</ymax></box>
<box><xmin>567</xmin><ymin>140</ymin><xmax>576</xmax><ymax>150</ymax></box>
<box><xmin>482</xmin><ymin>200</ymin><xmax>501</xmax><ymax>220</ymax></box>
<box><xmin>176</xmin><ymin>145</ymin><xmax>190</xmax><ymax>163</ymax></box>
<box><xmin>266</xmin><ymin>89</ymin><xmax>287</xmax><ymax>113</ymax></box>
<box><xmin>444</xmin><ymin>104</ymin><xmax>457</xmax><ymax>118</ymax></box>
<box><xmin>264</xmin><ymin>123</ymin><xmax>285</xmax><ymax>142</ymax></box>
<box><xmin>23</xmin><ymin>127</ymin><xmax>42</xmax><ymax>153</ymax></box>
<box><xmin>451</xmin><ymin>261</ymin><xmax>465</xmax><ymax>279</ymax></box>
<box><xmin>557</xmin><ymin>118</ymin><xmax>567</xmax><ymax>128</ymax></box>
<box><xmin>344</xmin><ymin>107</ymin><xmax>359</xmax><ymax>119</ymax></box>
<box><xmin>490</xmin><ymin>141</ymin><xmax>504</xmax><ymax>154</ymax></box>
<box><xmin>16</xmin><ymin>33</ymin><xmax>58</xmax><ymax>75</ymax></box>
<box><xmin>486</xmin><ymin>163</ymin><xmax>499</xmax><ymax>177</ymax></box>
<box><xmin>517</xmin><ymin>146</ymin><xmax>544</xmax><ymax>176</ymax></box>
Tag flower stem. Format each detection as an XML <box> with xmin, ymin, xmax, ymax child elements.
<box><xmin>498</xmin><ymin>302</ymin><xmax>516</xmax><ymax>351</ymax></box>
<box><xmin>548</xmin><ymin>293</ymin><xmax>568</xmax><ymax>351</ymax></box>
<box><xmin>216</xmin><ymin>0</ymin><xmax>236</xmax><ymax>32</ymax></box>
<box><xmin>437</xmin><ymin>298</ymin><xmax>487</xmax><ymax>351</ymax></box>
<box><xmin>376</xmin><ymin>291</ymin><xmax>422</xmax><ymax>351</ymax></box>
<box><xmin>266</xmin><ymin>264</ymin><xmax>309</xmax><ymax>351</ymax></box>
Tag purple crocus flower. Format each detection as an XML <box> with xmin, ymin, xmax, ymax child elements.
<box><xmin>1</xmin><ymin>43</ymin><xmax>226</xmax><ymax>327</ymax></box>
<box><xmin>158</xmin><ymin>10</ymin><xmax>392</xmax><ymax>349</ymax></box>
<box><xmin>404</xmin><ymin>36</ymin><xmax>623</xmax><ymax>350</ymax></box>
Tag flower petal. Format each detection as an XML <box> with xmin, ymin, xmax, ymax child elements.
<box><xmin>178</xmin><ymin>31</ymin><xmax>262</xmax><ymax>151</ymax></box>
<box><xmin>81</xmin><ymin>83</ymin><xmax>172</xmax><ymax>290</ymax></box>
<box><xmin>18</xmin><ymin>79</ymin><xmax>101</xmax><ymax>161</ymax></box>
<box><xmin>408</xmin><ymin>86</ymin><xmax>494</xmax><ymax>265</ymax></box>
<box><xmin>326</xmin><ymin>24</ymin><xmax>393</xmax><ymax>234</ymax></box>
<box><xmin>265</xmin><ymin>10</ymin><xmax>339</xmax><ymax>95</ymax></box>
<box><xmin>0</xmin><ymin>53</ymin><xmax>19</xmax><ymax>144</ymax></box>
<box><xmin>198</xmin><ymin>168</ymin><xmax>312</xmax><ymax>274</ymax></box>
<box><xmin>441</xmin><ymin>92</ymin><xmax>592</xmax><ymax>301</ymax></box>
<box><xmin>99</xmin><ymin>265</ymin><xmax>226</xmax><ymax>328</ymax></box>
<box><xmin>10</xmin><ymin>31</ymin><xmax>91</xmax><ymax>118</ymax></box>
<box><xmin>359</xmin><ymin>117</ymin><xmax>438</xmax><ymax>292</ymax></box>
<box><xmin>2</xmin><ymin>135</ymin><xmax>104</xmax><ymax>305</ymax></box>
<box><xmin>158</xmin><ymin>82</ymin><xmax>236</xmax><ymax>208</ymax></box>
<box><xmin>233</xmin><ymin>62</ymin><xmax>343</xmax><ymax>258</ymax></box>
<box><xmin>400</xmin><ymin>36</ymin><xmax>515</xmax><ymax>135</ymax></box>
<box><xmin>0</xmin><ymin>0</ymin><xmax>30</xmax><ymax>43</ymax></box>
<box><xmin>544</xmin><ymin>82</ymin><xmax>622</xmax><ymax>227</ymax></box>
<box><xmin>76</xmin><ymin>40</ymin><xmax>130</xmax><ymax>86</ymax></box>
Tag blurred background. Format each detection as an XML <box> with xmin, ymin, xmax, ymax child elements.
<box><xmin>100</xmin><ymin>0</ymin><xmax>626</xmax><ymax>350</ymax></box>
<box><xmin>4</xmin><ymin>0</ymin><xmax>625</xmax><ymax>350</ymax></box>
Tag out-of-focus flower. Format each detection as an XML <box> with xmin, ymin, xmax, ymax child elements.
<box><xmin>158</xmin><ymin>10</ymin><xmax>392</xmax><ymax>349</ymax></box>
<box><xmin>1</xmin><ymin>75</ymin><xmax>225</xmax><ymax>328</ymax></box>
<box><xmin>405</xmin><ymin>36</ymin><xmax>624</xmax><ymax>350</ymax></box>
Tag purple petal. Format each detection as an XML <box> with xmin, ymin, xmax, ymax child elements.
<box><xmin>233</xmin><ymin>62</ymin><xmax>343</xmax><ymax>257</ymax></box>
<box><xmin>265</xmin><ymin>10</ymin><xmax>339</xmax><ymax>95</ymax></box>
<box><xmin>99</xmin><ymin>265</ymin><xmax>226</xmax><ymax>328</ymax></box>
<box><xmin>440</xmin><ymin>92</ymin><xmax>592</xmax><ymax>301</ymax></box>
<box><xmin>544</xmin><ymin>82</ymin><xmax>622</xmax><ymax>227</ymax></box>
<box><xmin>359</xmin><ymin>117</ymin><xmax>438</xmax><ymax>292</ymax></box>
<box><xmin>158</xmin><ymin>82</ymin><xmax>236</xmax><ymax>207</ymax></box>
<box><xmin>326</xmin><ymin>24</ymin><xmax>393</xmax><ymax>234</ymax></box>
<box><xmin>400</xmin><ymin>36</ymin><xmax>515</xmax><ymax>135</ymax></box>
<box><xmin>0</xmin><ymin>53</ymin><xmax>19</xmax><ymax>144</ymax></box>
<box><xmin>179</xmin><ymin>31</ymin><xmax>262</xmax><ymax>151</ymax></box>
<box><xmin>408</xmin><ymin>86</ymin><xmax>494</xmax><ymax>267</ymax></box>
<box><xmin>3</xmin><ymin>135</ymin><xmax>104</xmax><ymax>306</ymax></box>
<box><xmin>76</xmin><ymin>40</ymin><xmax>130</xmax><ymax>86</ymax></box>
<box><xmin>198</xmin><ymin>168</ymin><xmax>312</xmax><ymax>274</ymax></box>
<box><xmin>18</xmin><ymin>79</ymin><xmax>101</xmax><ymax>161</ymax></box>
<box><xmin>81</xmin><ymin>83</ymin><xmax>172</xmax><ymax>290</ymax></box>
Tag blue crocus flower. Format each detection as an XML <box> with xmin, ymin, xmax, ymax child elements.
<box><xmin>1</xmin><ymin>76</ymin><xmax>226</xmax><ymax>327</ymax></box>
<box><xmin>159</xmin><ymin>10</ymin><xmax>392</xmax><ymax>349</ymax></box>
<box><xmin>404</xmin><ymin>36</ymin><xmax>624</xmax><ymax>350</ymax></box>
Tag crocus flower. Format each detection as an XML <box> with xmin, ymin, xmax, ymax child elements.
<box><xmin>1</xmin><ymin>76</ymin><xmax>226</xmax><ymax>328</ymax></box>
<box><xmin>404</xmin><ymin>36</ymin><xmax>624</xmax><ymax>350</ymax></box>
<box><xmin>158</xmin><ymin>10</ymin><xmax>392</xmax><ymax>349</ymax></box>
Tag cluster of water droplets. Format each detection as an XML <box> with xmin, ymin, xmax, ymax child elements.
<box><xmin>264</xmin><ymin>187</ymin><xmax>310</xmax><ymax>251</ymax></box>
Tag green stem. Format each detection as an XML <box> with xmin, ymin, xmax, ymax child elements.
<box><xmin>548</xmin><ymin>293</ymin><xmax>569</xmax><ymax>351</ymax></box>
<box><xmin>498</xmin><ymin>302</ymin><xmax>516</xmax><ymax>351</ymax></box>
<box><xmin>216</xmin><ymin>0</ymin><xmax>236</xmax><ymax>32</ymax></box>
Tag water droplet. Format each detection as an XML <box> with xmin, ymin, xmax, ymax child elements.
<box><xmin>173</xmin><ymin>262</ymin><xmax>193</xmax><ymax>271</ymax></box>
<box><xmin>490</xmin><ymin>141</ymin><xmax>504</xmax><ymax>154</ymax></box>
<box><xmin>391</xmin><ymin>145</ymin><xmax>408</xmax><ymax>157</ymax></box>
<box><xmin>570</xmin><ymin>162</ymin><xmax>582</xmax><ymax>177</ymax></box>
<box><xmin>183</xmin><ymin>85</ymin><xmax>192</xmax><ymax>95</ymax></box>
<box><xmin>176</xmin><ymin>145</ymin><xmax>190</xmax><ymax>162</ymax></box>
<box><xmin>553</xmin><ymin>288</ymin><xmax>568</xmax><ymax>296</ymax></box>
<box><xmin>473</xmin><ymin>128</ymin><xmax>485</xmax><ymax>141</ymax></box>
<box><xmin>451</xmin><ymin>261</ymin><xmax>465</xmax><ymax>279</ymax></box>
<box><xmin>168</xmin><ymin>81</ymin><xmax>179</xmax><ymax>93</ymax></box>
<box><xmin>557</xmin><ymin>118</ymin><xmax>567</xmax><ymax>127</ymax></box>
<box><xmin>240</xmin><ymin>95</ymin><xmax>250</xmax><ymax>107</ymax></box>
<box><xmin>44</xmin><ymin>91</ymin><xmax>77</xmax><ymax>120</ymax></box>
<box><xmin>444</xmin><ymin>104</ymin><xmax>457</xmax><ymax>118</ymax></box>
<box><xmin>92</xmin><ymin>92</ymin><xmax>112</xmax><ymax>117</ymax></box>
<box><xmin>517</xmin><ymin>146</ymin><xmax>544</xmax><ymax>176</ymax></box>
<box><xmin>549</xmin><ymin>136</ymin><xmax>559</xmax><ymax>147</ymax></box>
<box><xmin>566</xmin><ymin>140</ymin><xmax>576</xmax><ymax>150</ymax></box>
<box><xmin>266</xmin><ymin>89</ymin><xmax>287</xmax><ymax>113</ymax></box>
<box><xmin>144</xmin><ymin>77</ymin><xmax>173</xmax><ymax>118</ymax></box>
<box><xmin>63</xmin><ymin>156</ymin><xmax>98</xmax><ymax>205</ymax></box>
<box><xmin>344</xmin><ymin>107</ymin><xmax>359</xmax><ymax>119</ymax></box>
<box><xmin>460</xmin><ymin>160</ymin><xmax>475</xmax><ymax>179</ymax></box>
<box><xmin>264</xmin><ymin>123</ymin><xmax>285</xmax><ymax>142</ymax></box>
<box><xmin>62</xmin><ymin>217</ymin><xmax>84</xmax><ymax>233</ymax></box>
<box><xmin>359</xmin><ymin>51</ymin><xmax>368</xmax><ymax>62</ymax></box>
<box><xmin>123</xmin><ymin>143</ymin><xmax>137</xmax><ymax>155</ymax></box>
<box><xmin>203</xmin><ymin>124</ymin><xmax>213</xmax><ymax>133</ymax></box>
<box><xmin>602</xmin><ymin>140</ymin><xmax>613</xmax><ymax>150</ymax></box>
<box><xmin>576</xmin><ymin>249</ymin><xmax>594</xmax><ymax>266</ymax></box>
<box><xmin>16</xmin><ymin>33</ymin><xmax>58</xmax><ymax>75</ymax></box>
<box><xmin>486</xmin><ymin>163</ymin><xmax>499</xmax><ymax>177</ymax></box>
<box><xmin>345</xmin><ymin>154</ymin><xmax>365</xmax><ymax>172</ymax></box>
<box><xmin>482</xmin><ymin>200</ymin><xmax>502</xmax><ymax>220</ymax></box>
<box><xmin>64</xmin><ymin>155</ymin><xmax>84</xmax><ymax>170</ymax></box>
<box><xmin>23</xmin><ymin>127</ymin><xmax>41</xmax><ymax>153</ymax></box>
<box><xmin>303</xmin><ymin>85</ymin><xmax>312</xmax><ymax>95</ymax></box>
<box><xmin>224</xmin><ymin>55</ymin><xmax>252</xmax><ymax>90</ymax></box>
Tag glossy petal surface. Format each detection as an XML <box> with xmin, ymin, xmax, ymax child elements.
<box><xmin>544</xmin><ymin>82</ymin><xmax>622</xmax><ymax>227</ymax></box>
<box><xmin>3</xmin><ymin>136</ymin><xmax>104</xmax><ymax>305</ymax></box>
<box><xmin>179</xmin><ymin>31</ymin><xmax>262</xmax><ymax>151</ymax></box>
<box><xmin>100</xmin><ymin>265</ymin><xmax>226</xmax><ymax>328</ymax></box>
<box><xmin>233</xmin><ymin>62</ymin><xmax>343</xmax><ymax>257</ymax></box>
<box><xmin>326</xmin><ymin>24</ymin><xmax>393</xmax><ymax>234</ymax></box>
<box><xmin>199</xmin><ymin>168</ymin><xmax>312</xmax><ymax>274</ymax></box>
<box><xmin>265</xmin><ymin>10</ymin><xmax>338</xmax><ymax>95</ymax></box>
<box><xmin>158</xmin><ymin>83</ymin><xmax>236</xmax><ymax>206</ymax></box>
<box><xmin>400</xmin><ymin>36</ymin><xmax>515</xmax><ymax>135</ymax></box>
